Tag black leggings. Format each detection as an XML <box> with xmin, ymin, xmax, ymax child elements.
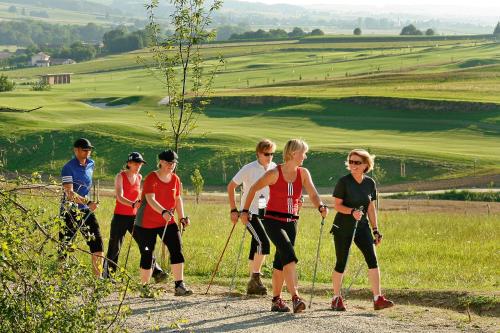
<box><xmin>247</xmin><ymin>214</ymin><xmax>271</xmax><ymax>260</ymax></box>
<box><xmin>135</xmin><ymin>223</ymin><xmax>184</xmax><ymax>269</ymax></box>
<box><xmin>104</xmin><ymin>214</ymin><xmax>164</xmax><ymax>275</ymax></box>
<box><xmin>332</xmin><ymin>222</ymin><xmax>378</xmax><ymax>273</ymax></box>
<box><xmin>262</xmin><ymin>218</ymin><xmax>298</xmax><ymax>271</ymax></box>
<box><xmin>59</xmin><ymin>206</ymin><xmax>103</xmax><ymax>254</ymax></box>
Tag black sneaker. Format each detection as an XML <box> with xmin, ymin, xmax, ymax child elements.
<box><xmin>292</xmin><ymin>295</ymin><xmax>306</xmax><ymax>313</ymax></box>
<box><xmin>174</xmin><ymin>282</ymin><xmax>193</xmax><ymax>296</ymax></box>
<box><xmin>271</xmin><ymin>297</ymin><xmax>290</xmax><ymax>312</ymax></box>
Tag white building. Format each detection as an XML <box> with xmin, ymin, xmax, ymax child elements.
<box><xmin>31</xmin><ymin>52</ymin><xmax>50</xmax><ymax>67</ymax></box>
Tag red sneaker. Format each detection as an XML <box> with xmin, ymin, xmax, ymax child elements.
<box><xmin>374</xmin><ymin>295</ymin><xmax>394</xmax><ymax>310</ymax></box>
<box><xmin>331</xmin><ymin>296</ymin><xmax>346</xmax><ymax>311</ymax></box>
<box><xmin>292</xmin><ymin>295</ymin><xmax>306</xmax><ymax>313</ymax></box>
<box><xmin>271</xmin><ymin>297</ymin><xmax>290</xmax><ymax>312</ymax></box>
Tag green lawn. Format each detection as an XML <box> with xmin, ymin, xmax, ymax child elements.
<box><xmin>1</xmin><ymin>37</ymin><xmax>499</xmax><ymax>186</ymax></box>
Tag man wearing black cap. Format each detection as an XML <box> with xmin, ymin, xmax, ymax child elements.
<box><xmin>103</xmin><ymin>152</ymin><xmax>168</xmax><ymax>282</ymax></box>
<box><xmin>59</xmin><ymin>138</ymin><xmax>104</xmax><ymax>277</ymax></box>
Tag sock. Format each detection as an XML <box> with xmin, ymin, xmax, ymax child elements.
<box><xmin>374</xmin><ymin>295</ymin><xmax>381</xmax><ymax>301</ymax></box>
<box><xmin>175</xmin><ymin>280</ymin><xmax>183</xmax><ymax>288</ymax></box>
<box><xmin>333</xmin><ymin>295</ymin><xmax>340</xmax><ymax>300</ymax></box>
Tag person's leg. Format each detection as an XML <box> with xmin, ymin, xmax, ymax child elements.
<box><xmin>104</xmin><ymin>214</ymin><xmax>129</xmax><ymax>277</ymax></box>
<box><xmin>246</xmin><ymin>216</ymin><xmax>270</xmax><ymax>294</ymax></box>
<box><xmin>162</xmin><ymin>223</ymin><xmax>192</xmax><ymax>296</ymax></box>
<box><xmin>354</xmin><ymin>226</ymin><xmax>384</xmax><ymax>299</ymax></box>
<box><xmin>332</xmin><ymin>232</ymin><xmax>352</xmax><ymax>297</ymax></box>
<box><xmin>58</xmin><ymin>208</ymin><xmax>78</xmax><ymax>258</ymax></box>
<box><xmin>83</xmin><ymin>211</ymin><xmax>104</xmax><ymax>277</ymax></box>
<box><xmin>136</xmin><ymin>226</ymin><xmax>157</xmax><ymax>284</ymax></box>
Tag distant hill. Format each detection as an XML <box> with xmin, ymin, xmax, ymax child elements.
<box><xmin>2</xmin><ymin>0</ymin><xmax>118</xmax><ymax>15</ymax></box>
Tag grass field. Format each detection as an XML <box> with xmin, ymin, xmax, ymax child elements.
<box><xmin>27</xmin><ymin>195</ymin><xmax>499</xmax><ymax>292</ymax></box>
<box><xmin>0</xmin><ymin>37</ymin><xmax>499</xmax><ymax>187</ymax></box>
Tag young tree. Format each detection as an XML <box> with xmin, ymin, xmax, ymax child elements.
<box><xmin>310</xmin><ymin>28</ymin><xmax>324</xmax><ymax>36</ymax></box>
<box><xmin>142</xmin><ymin>0</ymin><xmax>224</xmax><ymax>153</ymax></box>
<box><xmin>425</xmin><ymin>28</ymin><xmax>435</xmax><ymax>36</ymax></box>
<box><xmin>190</xmin><ymin>167</ymin><xmax>204</xmax><ymax>204</ymax></box>
<box><xmin>353</xmin><ymin>27</ymin><xmax>362</xmax><ymax>35</ymax></box>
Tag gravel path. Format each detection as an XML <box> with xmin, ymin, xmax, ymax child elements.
<box><xmin>124</xmin><ymin>285</ymin><xmax>499</xmax><ymax>332</ymax></box>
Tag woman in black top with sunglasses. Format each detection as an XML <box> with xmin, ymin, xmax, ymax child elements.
<box><xmin>330</xmin><ymin>149</ymin><xmax>394</xmax><ymax>311</ymax></box>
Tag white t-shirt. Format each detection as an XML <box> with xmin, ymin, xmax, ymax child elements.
<box><xmin>232</xmin><ymin>160</ymin><xmax>277</xmax><ymax>214</ymax></box>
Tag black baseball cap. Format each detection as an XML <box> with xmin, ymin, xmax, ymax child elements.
<box><xmin>127</xmin><ymin>152</ymin><xmax>147</xmax><ymax>164</ymax></box>
<box><xmin>158</xmin><ymin>149</ymin><xmax>178</xmax><ymax>162</ymax></box>
<box><xmin>73</xmin><ymin>138</ymin><xmax>94</xmax><ymax>150</ymax></box>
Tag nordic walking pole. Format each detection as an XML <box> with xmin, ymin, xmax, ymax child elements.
<box><xmin>224</xmin><ymin>226</ymin><xmax>247</xmax><ymax>309</ymax></box>
<box><xmin>205</xmin><ymin>222</ymin><xmax>237</xmax><ymax>294</ymax></box>
<box><xmin>308</xmin><ymin>217</ymin><xmax>325</xmax><ymax>308</ymax></box>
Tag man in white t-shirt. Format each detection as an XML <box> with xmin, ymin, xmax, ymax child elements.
<box><xmin>227</xmin><ymin>139</ymin><xmax>277</xmax><ymax>295</ymax></box>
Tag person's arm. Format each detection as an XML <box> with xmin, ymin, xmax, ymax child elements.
<box><xmin>239</xmin><ymin>169</ymin><xmax>278</xmax><ymax>224</ymax></box>
<box><xmin>145</xmin><ymin>193</ymin><xmax>172</xmax><ymax>221</ymax></box>
<box><xmin>301</xmin><ymin>168</ymin><xmax>328</xmax><ymax>218</ymax></box>
<box><xmin>115</xmin><ymin>173</ymin><xmax>138</xmax><ymax>208</ymax></box>
<box><xmin>227</xmin><ymin>180</ymin><xmax>240</xmax><ymax>224</ymax></box>
<box><xmin>334</xmin><ymin>197</ymin><xmax>363</xmax><ymax>221</ymax></box>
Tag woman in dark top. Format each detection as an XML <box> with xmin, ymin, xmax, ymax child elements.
<box><xmin>330</xmin><ymin>149</ymin><xmax>393</xmax><ymax>311</ymax></box>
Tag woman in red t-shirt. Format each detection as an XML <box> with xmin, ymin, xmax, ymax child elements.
<box><xmin>134</xmin><ymin>149</ymin><xmax>192</xmax><ymax>296</ymax></box>
<box><xmin>103</xmin><ymin>152</ymin><xmax>167</xmax><ymax>282</ymax></box>
<box><xmin>240</xmin><ymin>139</ymin><xmax>328</xmax><ymax>313</ymax></box>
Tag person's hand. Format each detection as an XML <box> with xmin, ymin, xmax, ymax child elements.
<box><xmin>373</xmin><ymin>229</ymin><xmax>383</xmax><ymax>245</ymax></box>
<box><xmin>318</xmin><ymin>204</ymin><xmax>328</xmax><ymax>218</ymax></box>
<box><xmin>239</xmin><ymin>211</ymin><xmax>250</xmax><ymax>225</ymax></box>
<box><xmin>132</xmin><ymin>199</ymin><xmax>141</xmax><ymax>208</ymax></box>
<box><xmin>161</xmin><ymin>209</ymin><xmax>173</xmax><ymax>221</ymax></box>
<box><xmin>88</xmin><ymin>201</ymin><xmax>99</xmax><ymax>212</ymax></box>
<box><xmin>352</xmin><ymin>209</ymin><xmax>363</xmax><ymax>221</ymax></box>
<box><xmin>180</xmin><ymin>217</ymin><xmax>190</xmax><ymax>228</ymax></box>
<box><xmin>230</xmin><ymin>208</ymin><xmax>239</xmax><ymax>224</ymax></box>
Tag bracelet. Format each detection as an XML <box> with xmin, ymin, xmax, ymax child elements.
<box><xmin>241</xmin><ymin>209</ymin><xmax>249</xmax><ymax>214</ymax></box>
<box><xmin>131</xmin><ymin>201</ymin><xmax>136</xmax><ymax>208</ymax></box>
<box><xmin>161</xmin><ymin>209</ymin><xmax>170</xmax><ymax>217</ymax></box>
<box><xmin>230</xmin><ymin>208</ymin><xmax>239</xmax><ymax>214</ymax></box>
<box><xmin>180</xmin><ymin>216</ymin><xmax>189</xmax><ymax>224</ymax></box>
<box><xmin>318</xmin><ymin>204</ymin><xmax>328</xmax><ymax>212</ymax></box>
<box><xmin>350</xmin><ymin>208</ymin><xmax>355</xmax><ymax>215</ymax></box>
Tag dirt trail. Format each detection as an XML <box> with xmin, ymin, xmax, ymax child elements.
<box><xmin>125</xmin><ymin>285</ymin><xmax>499</xmax><ymax>332</ymax></box>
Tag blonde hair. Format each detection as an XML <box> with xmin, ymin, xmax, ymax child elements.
<box><xmin>346</xmin><ymin>149</ymin><xmax>375</xmax><ymax>173</ymax></box>
<box><xmin>283</xmin><ymin>139</ymin><xmax>309</xmax><ymax>162</ymax></box>
<box><xmin>256</xmin><ymin>139</ymin><xmax>276</xmax><ymax>154</ymax></box>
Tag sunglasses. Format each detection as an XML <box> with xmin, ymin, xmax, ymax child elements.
<box><xmin>263</xmin><ymin>152</ymin><xmax>274</xmax><ymax>157</ymax></box>
<box><xmin>349</xmin><ymin>160</ymin><xmax>364</xmax><ymax>165</ymax></box>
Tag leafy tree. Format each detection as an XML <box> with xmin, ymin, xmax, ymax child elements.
<box><xmin>310</xmin><ymin>28</ymin><xmax>324</xmax><ymax>36</ymax></box>
<box><xmin>353</xmin><ymin>27</ymin><xmax>362</xmax><ymax>35</ymax></box>
<box><xmin>142</xmin><ymin>0</ymin><xmax>224</xmax><ymax>152</ymax></box>
<box><xmin>0</xmin><ymin>177</ymin><xmax>128</xmax><ymax>332</ymax></box>
<box><xmin>190</xmin><ymin>168</ymin><xmax>204</xmax><ymax>204</ymax></box>
<box><xmin>425</xmin><ymin>28</ymin><xmax>435</xmax><ymax>36</ymax></box>
<box><xmin>0</xmin><ymin>74</ymin><xmax>15</xmax><ymax>92</ymax></box>
<box><xmin>494</xmin><ymin>22</ymin><xmax>500</xmax><ymax>35</ymax></box>
<box><xmin>288</xmin><ymin>27</ymin><xmax>305</xmax><ymax>38</ymax></box>
<box><xmin>400</xmin><ymin>24</ymin><xmax>422</xmax><ymax>35</ymax></box>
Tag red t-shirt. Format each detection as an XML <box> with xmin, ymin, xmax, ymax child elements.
<box><xmin>135</xmin><ymin>171</ymin><xmax>180</xmax><ymax>228</ymax></box>
<box><xmin>114</xmin><ymin>171</ymin><xmax>142</xmax><ymax>216</ymax></box>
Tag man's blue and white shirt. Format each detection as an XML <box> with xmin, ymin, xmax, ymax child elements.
<box><xmin>61</xmin><ymin>157</ymin><xmax>95</xmax><ymax>209</ymax></box>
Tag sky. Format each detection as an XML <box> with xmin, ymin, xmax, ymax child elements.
<box><xmin>248</xmin><ymin>0</ymin><xmax>498</xmax><ymax>6</ymax></box>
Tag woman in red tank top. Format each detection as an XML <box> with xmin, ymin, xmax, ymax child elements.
<box><xmin>103</xmin><ymin>152</ymin><xmax>167</xmax><ymax>282</ymax></box>
<box><xmin>240</xmin><ymin>139</ymin><xmax>329</xmax><ymax>314</ymax></box>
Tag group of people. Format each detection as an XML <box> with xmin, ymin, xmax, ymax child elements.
<box><xmin>59</xmin><ymin>137</ymin><xmax>394</xmax><ymax>313</ymax></box>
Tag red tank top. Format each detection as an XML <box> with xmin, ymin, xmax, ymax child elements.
<box><xmin>265</xmin><ymin>165</ymin><xmax>302</xmax><ymax>222</ymax></box>
<box><xmin>114</xmin><ymin>171</ymin><xmax>141</xmax><ymax>216</ymax></box>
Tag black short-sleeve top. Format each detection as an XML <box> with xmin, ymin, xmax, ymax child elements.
<box><xmin>332</xmin><ymin>174</ymin><xmax>377</xmax><ymax>229</ymax></box>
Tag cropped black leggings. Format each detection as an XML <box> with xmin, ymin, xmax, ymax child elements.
<box><xmin>332</xmin><ymin>222</ymin><xmax>378</xmax><ymax>273</ymax></box>
<box><xmin>262</xmin><ymin>218</ymin><xmax>298</xmax><ymax>271</ymax></box>
<box><xmin>247</xmin><ymin>214</ymin><xmax>271</xmax><ymax>260</ymax></box>
<box><xmin>135</xmin><ymin>223</ymin><xmax>184</xmax><ymax>269</ymax></box>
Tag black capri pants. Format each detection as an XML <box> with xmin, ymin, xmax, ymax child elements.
<box><xmin>135</xmin><ymin>223</ymin><xmax>184</xmax><ymax>269</ymax></box>
<box><xmin>247</xmin><ymin>214</ymin><xmax>271</xmax><ymax>260</ymax></box>
<box><xmin>59</xmin><ymin>206</ymin><xmax>104</xmax><ymax>254</ymax></box>
<box><xmin>332</xmin><ymin>221</ymin><xmax>378</xmax><ymax>273</ymax></box>
<box><xmin>262</xmin><ymin>218</ymin><xmax>298</xmax><ymax>270</ymax></box>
